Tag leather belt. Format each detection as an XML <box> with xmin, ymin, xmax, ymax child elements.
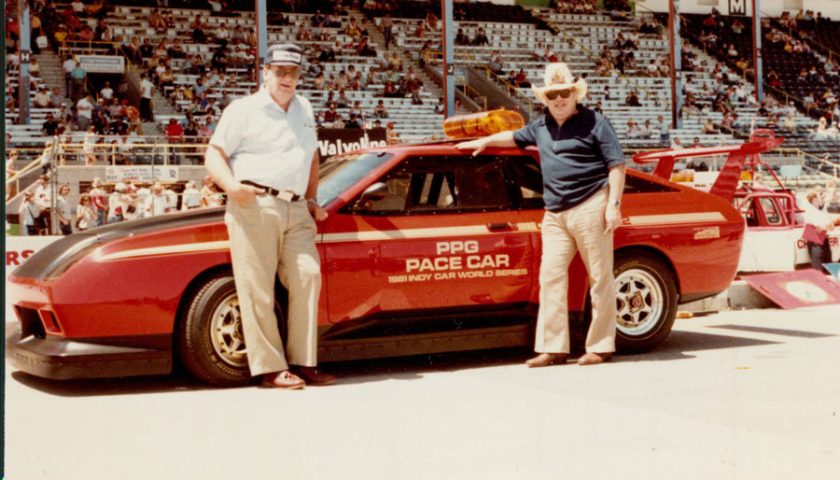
<box><xmin>242</xmin><ymin>180</ymin><xmax>301</xmax><ymax>202</ymax></box>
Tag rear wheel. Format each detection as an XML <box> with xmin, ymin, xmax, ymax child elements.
<box><xmin>613</xmin><ymin>253</ymin><xmax>677</xmax><ymax>353</ymax></box>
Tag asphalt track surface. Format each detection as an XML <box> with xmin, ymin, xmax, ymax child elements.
<box><xmin>5</xmin><ymin>305</ymin><xmax>840</xmax><ymax>480</ymax></box>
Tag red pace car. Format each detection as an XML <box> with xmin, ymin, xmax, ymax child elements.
<box><xmin>6</xmin><ymin>115</ymin><xmax>771</xmax><ymax>386</ymax></box>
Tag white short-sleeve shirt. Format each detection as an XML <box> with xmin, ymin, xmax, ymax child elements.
<box><xmin>209</xmin><ymin>89</ymin><xmax>318</xmax><ymax>195</ymax></box>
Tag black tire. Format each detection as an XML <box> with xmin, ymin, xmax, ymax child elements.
<box><xmin>613</xmin><ymin>252</ymin><xmax>677</xmax><ymax>353</ymax></box>
<box><xmin>178</xmin><ymin>275</ymin><xmax>251</xmax><ymax>386</ymax></box>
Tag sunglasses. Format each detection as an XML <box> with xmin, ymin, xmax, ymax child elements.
<box><xmin>545</xmin><ymin>88</ymin><xmax>574</xmax><ymax>100</ymax></box>
<box><xmin>267</xmin><ymin>66</ymin><xmax>301</xmax><ymax>79</ymax></box>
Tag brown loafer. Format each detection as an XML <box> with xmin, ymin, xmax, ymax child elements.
<box><xmin>261</xmin><ymin>370</ymin><xmax>305</xmax><ymax>389</ymax></box>
<box><xmin>526</xmin><ymin>352</ymin><xmax>569</xmax><ymax>368</ymax></box>
<box><xmin>577</xmin><ymin>352</ymin><xmax>613</xmax><ymax>366</ymax></box>
<box><xmin>291</xmin><ymin>366</ymin><xmax>336</xmax><ymax>386</ymax></box>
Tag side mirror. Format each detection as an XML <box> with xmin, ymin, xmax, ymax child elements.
<box><xmin>353</xmin><ymin>182</ymin><xmax>388</xmax><ymax>212</ymax></box>
<box><xmin>359</xmin><ymin>182</ymin><xmax>388</xmax><ymax>202</ymax></box>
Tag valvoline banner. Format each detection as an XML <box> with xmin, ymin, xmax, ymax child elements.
<box><xmin>317</xmin><ymin>128</ymin><xmax>387</xmax><ymax>159</ymax></box>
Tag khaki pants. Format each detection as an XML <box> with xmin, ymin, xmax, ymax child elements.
<box><xmin>225</xmin><ymin>196</ymin><xmax>321</xmax><ymax>376</ymax></box>
<box><xmin>535</xmin><ymin>188</ymin><xmax>616</xmax><ymax>354</ymax></box>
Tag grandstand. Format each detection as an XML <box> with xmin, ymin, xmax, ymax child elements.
<box><xmin>5</xmin><ymin>0</ymin><xmax>840</xmax><ymax>235</ymax></box>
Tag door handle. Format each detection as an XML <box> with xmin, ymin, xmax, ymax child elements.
<box><xmin>486</xmin><ymin>222</ymin><xmax>516</xmax><ymax>232</ymax></box>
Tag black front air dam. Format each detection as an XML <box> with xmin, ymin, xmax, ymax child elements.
<box><xmin>6</xmin><ymin>325</ymin><xmax>172</xmax><ymax>380</ymax></box>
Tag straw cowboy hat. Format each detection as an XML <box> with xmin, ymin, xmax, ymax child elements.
<box><xmin>532</xmin><ymin>62</ymin><xmax>588</xmax><ymax>105</ymax></box>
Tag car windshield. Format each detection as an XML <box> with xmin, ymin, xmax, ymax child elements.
<box><xmin>318</xmin><ymin>152</ymin><xmax>393</xmax><ymax>205</ymax></box>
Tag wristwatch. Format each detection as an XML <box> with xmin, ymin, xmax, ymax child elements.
<box><xmin>306</xmin><ymin>198</ymin><xmax>318</xmax><ymax>207</ymax></box>
<box><xmin>611</xmin><ymin>199</ymin><xmax>621</xmax><ymax>207</ymax></box>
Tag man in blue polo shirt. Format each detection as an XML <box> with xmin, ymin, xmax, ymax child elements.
<box><xmin>456</xmin><ymin>62</ymin><xmax>625</xmax><ymax>367</ymax></box>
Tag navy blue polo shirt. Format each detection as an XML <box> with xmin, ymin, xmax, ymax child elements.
<box><xmin>513</xmin><ymin>106</ymin><xmax>624</xmax><ymax>212</ymax></box>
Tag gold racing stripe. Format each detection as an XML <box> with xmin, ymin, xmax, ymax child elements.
<box><xmin>97</xmin><ymin>223</ymin><xmax>541</xmax><ymax>261</ymax></box>
<box><xmin>626</xmin><ymin>212</ymin><xmax>726</xmax><ymax>226</ymax></box>
<box><xmin>98</xmin><ymin>240</ymin><xmax>231</xmax><ymax>261</ymax></box>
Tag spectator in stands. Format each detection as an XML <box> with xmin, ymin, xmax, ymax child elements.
<box><xmin>72</xmin><ymin>193</ymin><xmax>94</xmax><ymax>231</ymax></box>
<box><xmin>703</xmin><ymin>118</ymin><xmax>717</xmax><ymax>134</ymax></box>
<box><xmin>166</xmin><ymin>118</ymin><xmax>185</xmax><ymax>144</ymax></box>
<box><xmin>42</xmin><ymin>113</ymin><xmax>59</xmax><ymax>138</ymax></box>
<box><xmin>52</xmin><ymin>184</ymin><xmax>72</xmax><ymax>235</ymax></box>
<box><xmin>149</xmin><ymin>9</ymin><xmax>168</xmax><ymax>33</ymax></box>
<box><xmin>388</xmin><ymin>51</ymin><xmax>402</xmax><ymax>71</ymax></box>
<box><xmin>346</xmin><ymin>113</ymin><xmax>362</xmax><ymax>129</ymax></box>
<box><xmin>488</xmin><ymin>50</ymin><xmax>504</xmax><ymax>75</ymax></box>
<box><xmin>455</xmin><ymin>28</ymin><xmax>469</xmax><ymax>46</ymax></box>
<box><xmin>94</xmin><ymin>18</ymin><xmax>112</xmax><ymax>42</ymax></box>
<box><xmin>337</xmin><ymin>89</ymin><xmax>350</xmax><ymax>109</ymax></box>
<box><xmin>386</xmin><ymin>121</ymin><xmax>399</xmax><ymax>145</ymax></box>
<box><xmin>434</xmin><ymin>97</ymin><xmax>445</xmax><ymax>114</ymax></box>
<box><xmin>144</xmin><ymin>182</ymin><xmax>170</xmax><ymax>216</ymax></box>
<box><xmin>689</xmin><ymin>137</ymin><xmax>703</xmax><ymax>149</ymax></box>
<box><xmin>33</xmin><ymin>86</ymin><xmax>51</xmax><ymax>109</ymax></box>
<box><xmin>47</xmin><ymin>87</ymin><xmax>65</xmax><ymax>109</ymax></box>
<box><xmin>625</xmin><ymin>90</ymin><xmax>641</xmax><ymax>107</ymax></box>
<box><xmin>670</xmin><ymin>137</ymin><xmax>683</xmax><ymax>149</ymax></box>
<box><xmin>542</xmin><ymin>45</ymin><xmax>559</xmax><ymax>63</ymax></box>
<box><xmin>140</xmin><ymin>73</ymin><xmax>155</xmax><ymax>122</ymax></box>
<box><xmin>70</xmin><ymin>61</ymin><xmax>87</xmax><ymax>101</ymax></box>
<box><xmin>36</xmin><ymin>138</ymin><xmax>54</xmax><ymax>174</ymax></box>
<box><xmin>383</xmin><ymin>80</ymin><xmax>399</xmax><ymax>98</ymax></box>
<box><xmin>29</xmin><ymin>57</ymin><xmax>42</xmax><ymax>77</ymax></box>
<box><xmin>20</xmin><ymin>192</ymin><xmax>41</xmax><ymax>236</ymax></box>
<box><xmin>140</xmin><ymin>37</ymin><xmax>154</xmax><ymax>59</ymax></box>
<box><xmin>813</xmin><ymin>117</ymin><xmax>837</xmax><ymax>140</ymax></box>
<box><xmin>82</xmin><ymin>126</ymin><xmax>98</xmax><ymax>166</ymax></box>
<box><xmin>99</xmin><ymin>81</ymin><xmax>114</xmax><ymax>101</ymax></box>
<box><xmin>515</xmin><ymin>69</ymin><xmax>531</xmax><ymax>88</ymax></box>
<box><xmin>76</xmin><ymin>94</ymin><xmax>95</xmax><ymax>131</ymax></box>
<box><xmin>625</xmin><ymin>120</ymin><xmax>641</xmax><ymax>139</ymax></box>
<box><xmin>382</xmin><ymin>13</ymin><xmax>393</xmax><ymax>50</ymax></box>
<box><xmin>107</xmin><ymin>183</ymin><xmax>132</xmax><ymax>223</ymax></box>
<box><xmin>200</xmin><ymin>175</ymin><xmax>224</xmax><ymax>208</ymax></box>
<box><xmin>180</xmin><ymin>180</ymin><xmax>201</xmax><ymax>210</ymax></box>
<box><xmin>638</xmin><ymin>120</ymin><xmax>653</xmax><ymax>139</ymax></box>
<box><xmin>472</xmin><ymin>27</ymin><xmax>489</xmax><ymax>46</ymax></box>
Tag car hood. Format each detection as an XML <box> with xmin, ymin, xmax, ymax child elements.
<box><xmin>13</xmin><ymin>208</ymin><xmax>225</xmax><ymax>280</ymax></box>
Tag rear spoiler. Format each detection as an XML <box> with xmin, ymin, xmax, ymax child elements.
<box><xmin>632</xmin><ymin>130</ymin><xmax>784</xmax><ymax>202</ymax></box>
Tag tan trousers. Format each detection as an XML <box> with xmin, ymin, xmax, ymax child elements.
<box><xmin>535</xmin><ymin>188</ymin><xmax>616</xmax><ymax>354</ymax></box>
<box><xmin>225</xmin><ymin>195</ymin><xmax>321</xmax><ymax>376</ymax></box>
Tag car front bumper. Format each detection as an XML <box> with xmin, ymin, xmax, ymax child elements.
<box><xmin>5</xmin><ymin>325</ymin><xmax>172</xmax><ymax>380</ymax></box>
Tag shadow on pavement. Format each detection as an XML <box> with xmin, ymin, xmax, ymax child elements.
<box><xmin>7</xmin><ymin>329</ymin><xmax>784</xmax><ymax>393</ymax></box>
<box><xmin>9</xmin><ymin>370</ymin><xmax>220</xmax><ymax>397</ymax></box>
<box><xmin>625</xmin><ymin>329</ymin><xmax>781</xmax><ymax>363</ymax></box>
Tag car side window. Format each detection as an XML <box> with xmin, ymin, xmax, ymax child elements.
<box><xmin>758</xmin><ymin>197</ymin><xmax>782</xmax><ymax>225</ymax></box>
<box><xmin>506</xmin><ymin>155</ymin><xmax>544</xmax><ymax>209</ymax></box>
<box><xmin>350</xmin><ymin>155</ymin><xmax>512</xmax><ymax>215</ymax></box>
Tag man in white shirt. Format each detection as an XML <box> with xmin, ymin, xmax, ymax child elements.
<box><xmin>139</xmin><ymin>73</ymin><xmax>155</xmax><ymax>121</ymax></box>
<box><xmin>205</xmin><ymin>43</ymin><xmax>333</xmax><ymax>389</ymax></box>
<box><xmin>180</xmin><ymin>180</ymin><xmax>201</xmax><ymax>210</ymax></box>
<box><xmin>62</xmin><ymin>55</ymin><xmax>77</xmax><ymax>95</ymax></box>
<box><xmin>76</xmin><ymin>94</ymin><xmax>94</xmax><ymax>131</ymax></box>
<box><xmin>144</xmin><ymin>182</ymin><xmax>169</xmax><ymax>216</ymax></box>
<box><xmin>100</xmin><ymin>81</ymin><xmax>114</xmax><ymax>101</ymax></box>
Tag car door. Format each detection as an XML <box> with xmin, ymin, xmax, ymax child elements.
<box><xmin>322</xmin><ymin>153</ymin><xmax>538</xmax><ymax>324</ymax></box>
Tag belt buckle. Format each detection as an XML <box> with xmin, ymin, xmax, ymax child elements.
<box><xmin>276</xmin><ymin>190</ymin><xmax>295</xmax><ymax>202</ymax></box>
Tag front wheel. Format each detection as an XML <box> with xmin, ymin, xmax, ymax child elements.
<box><xmin>178</xmin><ymin>275</ymin><xmax>251</xmax><ymax>386</ymax></box>
<box><xmin>613</xmin><ymin>253</ymin><xmax>678</xmax><ymax>353</ymax></box>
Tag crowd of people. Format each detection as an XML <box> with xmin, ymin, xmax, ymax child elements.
<box><xmin>18</xmin><ymin>175</ymin><xmax>225</xmax><ymax>236</ymax></box>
